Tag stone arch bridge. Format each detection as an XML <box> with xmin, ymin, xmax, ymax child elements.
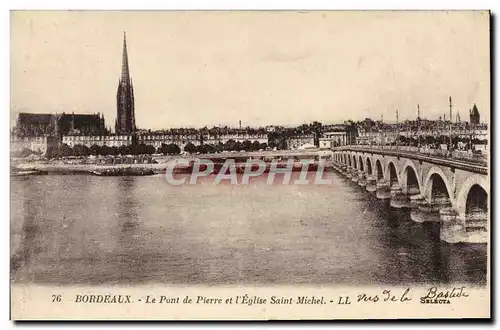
<box><xmin>331</xmin><ymin>146</ymin><xmax>488</xmax><ymax>244</ymax></box>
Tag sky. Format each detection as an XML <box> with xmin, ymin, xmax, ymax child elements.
<box><xmin>10</xmin><ymin>11</ymin><xmax>490</xmax><ymax>130</ymax></box>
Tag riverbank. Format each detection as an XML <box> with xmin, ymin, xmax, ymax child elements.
<box><xmin>12</xmin><ymin>149</ymin><xmax>333</xmax><ymax>176</ymax></box>
<box><xmin>13</xmin><ymin>162</ymin><xmax>167</xmax><ymax>176</ymax></box>
<box><xmin>13</xmin><ymin>160</ymin><xmax>331</xmax><ymax>177</ymax></box>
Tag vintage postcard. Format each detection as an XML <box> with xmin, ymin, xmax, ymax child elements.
<box><xmin>10</xmin><ymin>10</ymin><xmax>490</xmax><ymax>320</ymax></box>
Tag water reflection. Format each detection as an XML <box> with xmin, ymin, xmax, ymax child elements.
<box><xmin>114</xmin><ymin>177</ymin><xmax>148</xmax><ymax>283</ymax></box>
<box><xmin>11</xmin><ymin>178</ymin><xmax>40</xmax><ymax>275</ymax></box>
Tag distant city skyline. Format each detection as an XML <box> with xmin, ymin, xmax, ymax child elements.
<box><xmin>11</xmin><ymin>11</ymin><xmax>490</xmax><ymax>130</ymax></box>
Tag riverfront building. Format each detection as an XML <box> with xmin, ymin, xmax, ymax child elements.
<box><xmin>11</xmin><ymin>112</ymin><xmax>108</xmax><ymax>154</ymax></box>
<box><xmin>62</xmin><ymin>135</ymin><xmax>132</xmax><ymax>148</ymax></box>
<box><xmin>286</xmin><ymin>134</ymin><xmax>316</xmax><ymax>150</ymax></box>
<box><xmin>11</xmin><ymin>136</ymin><xmax>59</xmax><ymax>155</ymax></box>
<box><xmin>12</xmin><ymin>112</ymin><xmax>107</xmax><ymax>138</ymax></box>
<box><xmin>62</xmin><ymin>132</ymin><xmax>268</xmax><ymax>150</ymax></box>
<box><xmin>203</xmin><ymin>132</ymin><xmax>268</xmax><ymax>145</ymax></box>
<box><xmin>355</xmin><ymin>104</ymin><xmax>487</xmax><ymax>148</ymax></box>
<box><xmin>318</xmin><ymin>123</ymin><xmax>358</xmax><ymax>149</ymax></box>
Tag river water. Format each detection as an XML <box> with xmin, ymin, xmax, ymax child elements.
<box><xmin>10</xmin><ymin>173</ymin><xmax>487</xmax><ymax>286</ymax></box>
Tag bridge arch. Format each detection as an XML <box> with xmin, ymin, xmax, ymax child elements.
<box><xmin>455</xmin><ymin>174</ymin><xmax>489</xmax><ymax>216</ymax></box>
<box><xmin>366</xmin><ymin>157</ymin><xmax>373</xmax><ymax>175</ymax></box>
<box><xmin>401</xmin><ymin>160</ymin><xmax>422</xmax><ymax>195</ymax></box>
<box><xmin>375</xmin><ymin>159</ymin><xmax>384</xmax><ymax>180</ymax></box>
<box><xmin>385</xmin><ymin>161</ymin><xmax>400</xmax><ymax>185</ymax></box>
<box><xmin>353</xmin><ymin>155</ymin><xmax>357</xmax><ymax>169</ymax></box>
<box><xmin>358</xmin><ymin>155</ymin><xmax>364</xmax><ymax>172</ymax></box>
<box><xmin>422</xmin><ymin>167</ymin><xmax>454</xmax><ymax>206</ymax></box>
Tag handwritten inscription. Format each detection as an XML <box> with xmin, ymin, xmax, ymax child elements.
<box><xmin>356</xmin><ymin>288</ymin><xmax>412</xmax><ymax>303</ymax></box>
<box><xmin>420</xmin><ymin>286</ymin><xmax>469</xmax><ymax>304</ymax></box>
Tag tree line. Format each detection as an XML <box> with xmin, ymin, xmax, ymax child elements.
<box><xmin>41</xmin><ymin>139</ymin><xmax>269</xmax><ymax>158</ymax></box>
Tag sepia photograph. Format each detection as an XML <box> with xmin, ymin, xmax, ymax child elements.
<box><xmin>9</xmin><ymin>10</ymin><xmax>490</xmax><ymax>320</ymax></box>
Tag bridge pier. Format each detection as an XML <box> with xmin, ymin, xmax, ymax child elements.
<box><xmin>439</xmin><ymin>208</ymin><xmax>486</xmax><ymax>244</ymax></box>
<box><xmin>351</xmin><ymin>170</ymin><xmax>358</xmax><ymax>183</ymax></box>
<box><xmin>375</xmin><ymin>179</ymin><xmax>390</xmax><ymax>199</ymax></box>
<box><xmin>407</xmin><ymin>186</ymin><xmax>420</xmax><ymax>195</ymax></box>
<box><xmin>389</xmin><ymin>183</ymin><xmax>410</xmax><ymax>208</ymax></box>
<box><xmin>464</xmin><ymin>210</ymin><xmax>488</xmax><ymax>243</ymax></box>
<box><xmin>409</xmin><ymin>194</ymin><xmax>426</xmax><ymax>223</ymax></box>
<box><xmin>357</xmin><ymin>172</ymin><xmax>366</xmax><ymax>187</ymax></box>
<box><xmin>346</xmin><ymin>167</ymin><xmax>352</xmax><ymax>179</ymax></box>
<box><xmin>439</xmin><ymin>207</ymin><xmax>467</xmax><ymax>243</ymax></box>
<box><xmin>440</xmin><ymin>208</ymin><xmax>488</xmax><ymax>244</ymax></box>
<box><xmin>413</xmin><ymin>197</ymin><xmax>451</xmax><ymax>223</ymax></box>
<box><xmin>409</xmin><ymin>197</ymin><xmax>488</xmax><ymax>244</ymax></box>
<box><xmin>365</xmin><ymin>175</ymin><xmax>376</xmax><ymax>192</ymax></box>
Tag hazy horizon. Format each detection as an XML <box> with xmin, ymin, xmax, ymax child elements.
<box><xmin>11</xmin><ymin>11</ymin><xmax>490</xmax><ymax>130</ymax></box>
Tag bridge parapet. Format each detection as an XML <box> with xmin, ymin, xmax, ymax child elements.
<box><xmin>333</xmin><ymin>145</ymin><xmax>487</xmax><ymax>175</ymax></box>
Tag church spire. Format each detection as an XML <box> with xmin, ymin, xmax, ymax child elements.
<box><xmin>121</xmin><ymin>31</ymin><xmax>130</xmax><ymax>84</ymax></box>
<box><xmin>116</xmin><ymin>32</ymin><xmax>136</xmax><ymax>135</ymax></box>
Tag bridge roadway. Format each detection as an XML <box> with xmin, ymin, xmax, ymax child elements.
<box><xmin>331</xmin><ymin>145</ymin><xmax>489</xmax><ymax>244</ymax></box>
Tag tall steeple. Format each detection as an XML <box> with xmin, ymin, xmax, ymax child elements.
<box><xmin>116</xmin><ymin>31</ymin><xmax>136</xmax><ymax>135</ymax></box>
<box><xmin>121</xmin><ymin>32</ymin><xmax>130</xmax><ymax>84</ymax></box>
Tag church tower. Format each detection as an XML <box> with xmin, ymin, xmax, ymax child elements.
<box><xmin>115</xmin><ymin>32</ymin><xmax>136</xmax><ymax>134</ymax></box>
<box><xmin>469</xmin><ymin>104</ymin><xmax>480</xmax><ymax>125</ymax></box>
